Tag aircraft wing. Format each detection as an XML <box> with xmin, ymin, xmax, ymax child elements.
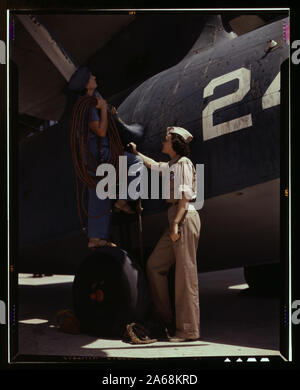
<box><xmin>11</xmin><ymin>14</ymin><xmax>135</xmax><ymax>121</ymax></box>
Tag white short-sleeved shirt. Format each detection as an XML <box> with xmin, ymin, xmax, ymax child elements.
<box><xmin>151</xmin><ymin>156</ymin><xmax>197</xmax><ymax>204</ymax></box>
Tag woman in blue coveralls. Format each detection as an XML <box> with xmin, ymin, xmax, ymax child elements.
<box><xmin>68</xmin><ymin>67</ymin><xmax>144</xmax><ymax>248</ymax></box>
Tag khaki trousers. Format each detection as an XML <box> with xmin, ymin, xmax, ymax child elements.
<box><xmin>146</xmin><ymin>204</ymin><xmax>201</xmax><ymax>339</ymax></box>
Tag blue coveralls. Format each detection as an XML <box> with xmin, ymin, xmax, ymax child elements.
<box><xmin>86</xmin><ymin>106</ymin><xmax>143</xmax><ymax>239</ymax></box>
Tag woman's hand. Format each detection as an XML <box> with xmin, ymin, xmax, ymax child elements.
<box><xmin>96</xmin><ymin>97</ymin><xmax>107</xmax><ymax>111</ymax></box>
<box><xmin>170</xmin><ymin>222</ymin><xmax>180</xmax><ymax>242</ymax></box>
<box><xmin>111</xmin><ymin>106</ymin><xmax>118</xmax><ymax>115</ymax></box>
<box><xmin>127</xmin><ymin>142</ymin><xmax>137</xmax><ymax>154</ymax></box>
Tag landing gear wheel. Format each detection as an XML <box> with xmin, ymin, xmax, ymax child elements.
<box><xmin>73</xmin><ymin>247</ymin><xmax>150</xmax><ymax>338</ymax></box>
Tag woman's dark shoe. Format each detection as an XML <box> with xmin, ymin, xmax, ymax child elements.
<box><xmin>168</xmin><ymin>336</ymin><xmax>200</xmax><ymax>343</ymax></box>
<box><xmin>114</xmin><ymin>200</ymin><xmax>135</xmax><ymax>214</ymax></box>
<box><xmin>88</xmin><ymin>238</ymin><xmax>117</xmax><ymax>248</ymax></box>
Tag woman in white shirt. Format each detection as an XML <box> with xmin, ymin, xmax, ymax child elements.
<box><xmin>128</xmin><ymin>126</ymin><xmax>201</xmax><ymax>342</ymax></box>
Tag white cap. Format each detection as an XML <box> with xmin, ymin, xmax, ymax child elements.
<box><xmin>167</xmin><ymin>126</ymin><xmax>193</xmax><ymax>143</ymax></box>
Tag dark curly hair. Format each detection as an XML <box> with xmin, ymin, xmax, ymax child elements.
<box><xmin>170</xmin><ymin>133</ymin><xmax>190</xmax><ymax>157</ymax></box>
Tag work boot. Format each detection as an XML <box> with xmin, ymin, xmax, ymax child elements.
<box><xmin>88</xmin><ymin>238</ymin><xmax>117</xmax><ymax>248</ymax></box>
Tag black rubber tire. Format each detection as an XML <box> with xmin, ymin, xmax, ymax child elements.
<box><xmin>72</xmin><ymin>247</ymin><xmax>150</xmax><ymax>338</ymax></box>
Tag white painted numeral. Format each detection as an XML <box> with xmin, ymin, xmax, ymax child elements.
<box><xmin>202</xmin><ymin>67</ymin><xmax>252</xmax><ymax>141</ymax></box>
<box><xmin>262</xmin><ymin>72</ymin><xmax>280</xmax><ymax>110</ymax></box>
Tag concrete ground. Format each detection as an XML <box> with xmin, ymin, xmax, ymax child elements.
<box><xmin>17</xmin><ymin>267</ymin><xmax>282</xmax><ymax>360</ymax></box>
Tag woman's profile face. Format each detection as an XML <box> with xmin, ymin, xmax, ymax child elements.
<box><xmin>85</xmin><ymin>74</ymin><xmax>97</xmax><ymax>90</ymax></box>
<box><xmin>161</xmin><ymin>132</ymin><xmax>173</xmax><ymax>154</ymax></box>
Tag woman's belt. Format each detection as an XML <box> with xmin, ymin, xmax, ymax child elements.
<box><xmin>167</xmin><ymin>198</ymin><xmax>196</xmax><ymax>205</ymax></box>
